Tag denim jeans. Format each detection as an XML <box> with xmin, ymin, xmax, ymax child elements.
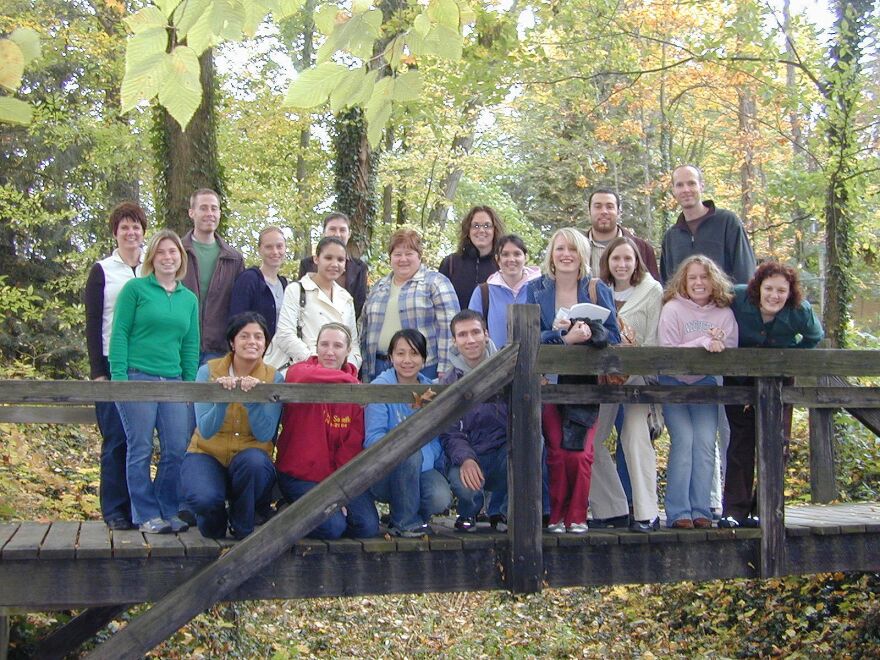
<box><xmin>276</xmin><ymin>473</ymin><xmax>379</xmax><ymax>539</ymax></box>
<box><xmin>115</xmin><ymin>370</ymin><xmax>190</xmax><ymax>524</ymax></box>
<box><xmin>95</xmin><ymin>400</ymin><xmax>132</xmax><ymax>525</ymax></box>
<box><xmin>180</xmin><ymin>449</ymin><xmax>275</xmax><ymax>539</ymax></box>
<box><xmin>370</xmin><ymin>451</ymin><xmax>451</xmax><ymax>531</ymax></box>
<box><xmin>448</xmin><ymin>445</ymin><xmax>508</xmax><ymax>518</ymax></box>
<box><xmin>661</xmin><ymin>375</ymin><xmax>718</xmax><ymax>525</ymax></box>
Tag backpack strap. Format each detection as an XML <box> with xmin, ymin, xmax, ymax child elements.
<box><xmin>480</xmin><ymin>282</ymin><xmax>490</xmax><ymax>324</ymax></box>
<box><xmin>588</xmin><ymin>277</ymin><xmax>600</xmax><ymax>304</ymax></box>
<box><xmin>296</xmin><ymin>282</ymin><xmax>306</xmax><ymax>339</ymax></box>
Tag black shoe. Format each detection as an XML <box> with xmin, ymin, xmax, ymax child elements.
<box><xmin>718</xmin><ymin>516</ymin><xmax>741</xmax><ymax>529</ymax></box>
<box><xmin>629</xmin><ymin>517</ymin><xmax>660</xmax><ymax>533</ymax></box>
<box><xmin>489</xmin><ymin>514</ymin><xmax>508</xmax><ymax>532</ymax></box>
<box><xmin>741</xmin><ymin>515</ymin><xmax>760</xmax><ymax>528</ymax></box>
<box><xmin>105</xmin><ymin>518</ymin><xmax>133</xmax><ymax>531</ymax></box>
<box><xmin>476</xmin><ymin>512</ymin><xmax>490</xmax><ymax>523</ymax></box>
<box><xmin>177</xmin><ymin>509</ymin><xmax>197</xmax><ymax>526</ymax></box>
<box><xmin>542</xmin><ymin>514</ymin><xmax>550</xmax><ymax>528</ymax></box>
<box><xmin>592</xmin><ymin>514</ymin><xmax>630</xmax><ymax>529</ymax></box>
<box><xmin>454</xmin><ymin>516</ymin><xmax>477</xmax><ymax>532</ymax></box>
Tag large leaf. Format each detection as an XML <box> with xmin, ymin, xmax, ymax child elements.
<box><xmin>283</xmin><ymin>61</ymin><xmax>349</xmax><ymax>108</ymax></box>
<box><xmin>125</xmin><ymin>27</ymin><xmax>168</xmax><ymax>72</ymax></box>
<box><xmin>0</xmin><ymin>96</ymin><xmax>32</xmax><ymax>125</ymax></box>
<box><xmin>427</xmin><ymin>0</ymin><xmax>459</xmax><ymax>30</ymax></box>
<box><xmin>242</xmin><ymin>0</ymin><xmax>271</xmax><ymax>37</ymax></box>
<box><xmin>274</xmin><ymin>0</ymin><xmax>305</xmax><ymax>19</ymax></box>
<box><xmin>317</xmin><ymin>8</ymin><xmax>382</xmax><ymax>62</ymax></box>
<box><xmin>154</xmin><ymin>0</ymin><xmax>184</xmax><ymax>18</ymax></box>
<box><xmin>174</xmin><ymin>0</ymin><xmax>211</xmax><ymax>37</ymax></box>
<box><xmin>314</xmin><ymin>4</ymin><xmax>341</xmax><ymax>35</ymax></box>
<box><xmin>0</xmin><ymin>40</ymin><xmax>24</xmax><ymax>91</ymax></box>
<box><xmin>351</xmin><ymin>0</ymin><xmax>371</xmax><ymax>14</ymax></box>
<box><xmin>391</xmin><ymin>69</ymin><xmax>422</xmax><ymax>102</ymax></box>
<box><xmin>179</xmin><ymin>0</ymin><xmax>245</xmax><ymax>53</ymax></box>
<box><xmin>329</xmin><ymin>66</ymin><xmax>367</xmax><ymax>113</ymax></box>
<box><xmin>8</xmin><ymin>28</ymin><xmax>40</xmax><ymax>65</ymax></box>
<box><xmin>124</xmin><ymin>5</ymin><xmax>166</xmax><ymax>34</ymax></box>
<box><xmin>158</xmin><ymin>46</ymin><xmax>202</xmax><ymax>129</ymax></box>
<box><xmin>366</xmin><ymin>100</ymin><xmax>390</xmax><ymax>147</ymax></box>
<box><xmin>120</xmin><ymin>50</ymin><xmax>165</xmax><ymax>111</ymax></box>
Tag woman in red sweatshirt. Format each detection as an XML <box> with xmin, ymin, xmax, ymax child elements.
<box><xmin>275</xmin><ymin>322</ymin><xmax>379</xmax><ymax>539</ymax></box>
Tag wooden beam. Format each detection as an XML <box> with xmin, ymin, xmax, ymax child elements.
<box><xmin>536</xmin><ymin>346</ymin><xmax>880</xmax><ymax>377</ymax></box>
<box><xmin>825</xmin><ymin>375</ymin><xmax>880</xmax><ymax>434</ymax></box>
<box><xmin>85</xmin><ymin>345</ymin><xmax>518</xmax><ymax>659</ymax></box>
<box><xmin>507</xmin><ymin>305</ymin><xmax>542</xmax><ymax>593</ymax></box>
<box><xmin>784</xmin><ymin>387</ymin><xmax>880</xmax><ymax>407</ymax></box>
<box><xmin>33</xmin><ymin>605</ymin><xmax>128</xmax><ymax>660</ymax></box>
<box><xmin>542</xmin><ymin>384</ymin><xmax>753</xmax><ymax>405</ymax></box>
<box><xmin>809</xmin><ymin>407</ymin><xmax>837</xmax><ymax>503</ymax></box>
<box><xmin>0</xmin><ymin>612</ymin><xmax>8</xmax><ymax>660</ymax></box>
<box><xmin>0</xmin><ymin>406</ymin><xmax>96</xmax><ymax>424</ymax></box>
<box><xmin>756</xmin><ymin>378</ymin><xmax>786</xmax><ymax>578</ymax></box>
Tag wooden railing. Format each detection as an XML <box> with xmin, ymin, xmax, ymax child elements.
<box><xmin>1</xmin><ymin>305</ymin><xmax>879</xmax><ymax>658</ymax></box>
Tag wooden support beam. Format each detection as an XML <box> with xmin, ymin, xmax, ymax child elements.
<box><xmin>85</xmin><ymin>345</ymin><xmax>518</xmax><ymax>659</ymax></box>
<box><xmin>0</xmin><ymin>612</ymin><xmax>8</xmax><ymax>660</ymax></box>
<box><xmin>756</xmin><ymin>377</ymin><xmax>786</xmax><ymax>578</ymax></box>
<box><xmin>542</xmin><ymin>384</ymin><xmax>753</xmax><ymax>405</ymax></box>
<box><xmin>507</xmin><ymin>305</ymin><xmax>542</xmax><ymax>593</ymax></box>
<box><xmin>809</xmin><ymin>408</ymin><xmax>837</xmax><ymax>503</ymax></box>
<box><xmin>33</xmin><ymin>605</ymin><xmax>128</xmax><ymax>660</ymax></box>
<box><xmin>824</xmin><ymin>375</ymin><xmax>880</xmax><ymax>434</ymax></box>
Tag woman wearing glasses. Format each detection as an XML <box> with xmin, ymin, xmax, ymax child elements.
<box><xmin>439</xmin><ymin>206</ymin><xmax>507</xmax><ymax>309</ymax></box>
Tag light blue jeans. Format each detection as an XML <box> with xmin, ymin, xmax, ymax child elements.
<box><xmin>370</xmin><ymin>451</ymin><xmax>451</xmax><ymax>531</ymax></box>
<box><xmin>661</xmin><ymin>375</ymin><xmax>718</xmax><ymax>525</ymax></box>
<box><xmin>115</xmin><ymin>370</ymin><xmax>191</xmax><ymax>524</ymax></box>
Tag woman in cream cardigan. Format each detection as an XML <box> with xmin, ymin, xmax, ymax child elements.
<box><xmin>268</xmin><ymin>236</ymin><xmax>362</xmax><ymax>370</ymax></box>
<box><xmin>598</xmin><ymin>236</ymin><xmax>663</xmax><ymax>532</ymax></box>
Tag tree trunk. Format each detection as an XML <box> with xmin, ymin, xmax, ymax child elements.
<box><xmin>333</xmin><ymin>108</ymin><xmax>377</xmax><ymax>259</ymax></box>
<box><xmin>737</xmin><ymin>85</ymin><xmax>757</xmax><ymax>232</ymax></box>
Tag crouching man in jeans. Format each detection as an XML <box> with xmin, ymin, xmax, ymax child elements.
<box><xmin>441</xmin><ymin>309</ymin><xmax>509</xmax><ymax>532</ymax></box>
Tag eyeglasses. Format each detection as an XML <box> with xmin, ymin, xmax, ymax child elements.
<box><xmin>470</xmin><ymin>223</ymin><xmax>492</xmax><ymax>231</ymax></box>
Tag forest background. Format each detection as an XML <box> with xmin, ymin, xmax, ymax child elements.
<box><xmin>1</xmin><ymin>0</ymin><xmax>880</xmax><ymax>657</ymax></box>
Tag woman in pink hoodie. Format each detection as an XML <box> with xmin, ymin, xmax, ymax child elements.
<box><xmin>658</xmin><ymin>255</ymin><xmax>738</xmax><ymax>529</ymax></box>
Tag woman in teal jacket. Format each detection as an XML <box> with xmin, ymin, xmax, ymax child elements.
<box><xmin>721</xmin><ymin>261</ymin><xmax>823</xmax><ymax>528</ymax></box>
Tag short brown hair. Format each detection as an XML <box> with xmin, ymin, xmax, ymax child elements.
<box><xmin>746</xmin><ymin>261</ymin><xmax>802</xmax><ymax>308</ymax></box>
<box><xmin>598</xmin><ymin>237</ymin><xmax>646</xmax><ymax>288</ymax></box>
<box><xmin>189</xmin><ymin>188</ymin><xmax>220</xmax><ymax>208</ymax></box>
<box><xmin>108</xmin><ymin>201</ymin><xmax>147</xmax><ymax>235</ymax></box>
<box><xmin>387</xmin><ymin>229</ymin><xmax>423</xmax><ymax>257</ymax></box>
<box><xmin>322</xmin><ymin>212</ymin><xmax>350</xmax><ymax>230</ymax></box>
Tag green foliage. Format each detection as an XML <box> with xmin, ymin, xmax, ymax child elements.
<box><xmin>0</xmin><ymin>27</ymin><xmax>41</xmax><ymax>125</ymax></box>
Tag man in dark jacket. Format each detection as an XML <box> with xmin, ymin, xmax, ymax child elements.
<box><xmin>181</xmin><ymin>188</ymin><xmax>244</xmax><ymax>363</ymax></box>
<box><xmin>660</xmin><ymin>165</ymin><xmax>756</xmax><ymax>284</ymax></box>
<box><xmin>440</xmin><ymin>310</ymin><xmax>509</xmax><ymax>532</ymax></box>
<box><xmin>584</xmin><ymin>188</ymin><xmax>660</xmax><ymax>280</ymax></box>
<box><xmin>298</xmin><ymin>211</ymin><xmax>369</xmax><ymax>318</ymax></box>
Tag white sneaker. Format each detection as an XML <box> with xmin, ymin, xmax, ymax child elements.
<box><xmin>567</xmin><ymin>522</ymin><xmax>589</xmax><ymax>534</ymax></box>
<box><xmin>547</xmin><ymin>521</ymin><xmax>566</xmax><ymax>534</ymax></box>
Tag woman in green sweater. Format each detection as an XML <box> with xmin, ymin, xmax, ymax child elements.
<box><xmin>110</xmin><ymin>229</ymin><xmax>200</xmax><ymax>534</ymax></box>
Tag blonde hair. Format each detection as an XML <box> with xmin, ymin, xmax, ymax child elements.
<box><xmin>142</xmin><ymin>229</ymin><xmax>187</xmax><ymax>281</ymax></box>
<box><xmin>662</xmin><ymin>255</ymin><xmax>733</xmax><ymax>306</ymax></box>
<box><xmin>258</xmin><ymin>226</ymin><xmax>285</xmax><ymax>247</ymax></box>
<box><xmin>316</xmin><ymin>322</ymin><xmax>353</xmax><ymax>351</ymax></box>
<box><xmin>542</xmin><ymin>227</ymin><xmax>591</xmax><ymax>280</ymax></box>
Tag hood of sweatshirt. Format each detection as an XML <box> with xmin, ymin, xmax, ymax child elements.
<box><xmin>448</xmin><ymin>337</ymin><xmax>499</xmax><ymax>375</ymax></box>
<box><xmin>486</xmin><ymin>265</ymin><xmax>542</xmax><ymax>296</ymax></box>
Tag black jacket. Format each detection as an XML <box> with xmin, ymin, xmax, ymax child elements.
<box><xmin>439</xmin><ymin>245</ymin><xmax>499</xmax><ymax>310</ymax></box>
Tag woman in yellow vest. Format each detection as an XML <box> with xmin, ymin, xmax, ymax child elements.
<box><xmin>180</xmin><ymin>312</ymin><xmax>283</xmax><ymax>539</ymax></box>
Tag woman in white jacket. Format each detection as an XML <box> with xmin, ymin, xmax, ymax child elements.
<box><xmin>269</xmin><ymin>236</ymin><xmax>362</xmax><ymax>370</ymax></box>
<box><xmin>598</xmin><ymin>236</ymin><xmax>663</xmax><ymax>532</ymax></box>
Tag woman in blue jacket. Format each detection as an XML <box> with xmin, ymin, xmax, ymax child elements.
<box><xmin>721</xmin><ymin>261</ymin><xmax>823</xmax><ymax>528</ymax></box>
<box><xmin>365</xmin><ymin>329</ymin><xmax>451</xmax><ymax>537</ymax></box>
<box><xmin>228</xmin><ymin>226</ymin><xmax>288</xmax><ymax>344</ymax></box>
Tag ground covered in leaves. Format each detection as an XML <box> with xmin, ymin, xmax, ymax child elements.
<box><xmin>3</xmin><ymin>412</ymin><xmax>880</xmax><ymax>658</ymax></box>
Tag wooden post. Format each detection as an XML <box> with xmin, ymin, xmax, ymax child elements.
<box><xmin>756</xmin><ymin>377</ymin><xmax>786</xmax><ymax>577</ymax></box>
<box><xmin>809</xmin><ymin>407</ymin><xmax>837</xmax><ymax>503</ymax></box>
<box><xmin>0</xmin><ymin>611</ymin><xmax>8</xmax><ymax>660</ymax></box>
<box><xmin>34</xmin><ymin>605</ymin><xmax>128</xmax><ymax>660</ymax></box>
<box><xmin>507</xmin><ymin>305</ymin><xmax>542</xmax><ymax>593</ymax></box>
<box><xmin>85</xmin><ymin>346</ymin><xmax>518</xmax><ymax>659</ymax></box>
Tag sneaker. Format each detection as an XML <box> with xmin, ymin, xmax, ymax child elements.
<box><xmin>591</xmin><ymin>514</ymin><xmax>630</xmax><ymax>529</ymax></box>
<box><xmin>139</xmin><ymin>518</ymin><xmax>172</xmax><ymax>534</ymax></box>
<box><xmin>693</xmin><ymin>517</ymin><xmax>712</xmax><ymax>529</ymax></box>
<box><xmin>568</xmin><ymin>522</ymin><xmax>589</xmax><ymax>534</ymax></box>
<box><xmin>718</xmin><ymin>516</ymin><xmax>741</xmax><ymax>529</ymax></box>
<box><xmin>169</xmin><ymin>516</ymin><xmax>190</xmax><ymax>533</ymax></box>
<box><xmin>392</xmin><ymin>523</ymin><xmax>432</xmax><ymax>538</ymax></box>
<box><xmin>489</xmin><ymin>514</ymin><xmax>508</xmax><ymax>533</ymax></box>
<box><xmin>454</xmin><ymin>516</ymin><xmax>477</xmax><ymax>532</ymax></box>
<box><xmin>629</xmin><ymin>518</ymin><xmax>660</xmax><ymax>533</ymax></box>
<box><xmin>741</xmin><ymin>515</ymin><xmax>760</xmax><ymax>528</ymax></box>
<box><xmin>547</xmin><ymin>521</ymin><xmax>566</xmax><ymax>534</ymax></box>
<box><xmin>176</xmin><ymin>509</ymin><xmax>197</xmax><ymax>526</ymax></box>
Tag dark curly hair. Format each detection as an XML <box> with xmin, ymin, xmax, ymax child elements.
<box><xmin>456</xmin><ymin>206</ymin><xmax>507</xmax><ymax>255</ymax></box>
<box><xmin>745</xmin><ymin>261</ymin><xmax>802</xmax><ymax>309</ymax></box>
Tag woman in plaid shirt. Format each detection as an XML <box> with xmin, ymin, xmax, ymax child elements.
<box><xmin>359</xmin><ymin>229</ymin><xmax>460</xmax><ymax>382</ymax></box>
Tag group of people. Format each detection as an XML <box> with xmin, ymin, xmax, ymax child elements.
<box><xmin>85</xmin><ymin>164</ymin><xmax>823</xmax><ymax>540</ymax></box>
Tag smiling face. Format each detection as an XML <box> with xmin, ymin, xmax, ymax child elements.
<box><xmin>188</xmin><ymin>192</ymin><xmax>221</xmax><ymax>239</ymax></box>
<box><xmin>452</xmin><ymin>318</ymin><xmax>489</xmax><ymax>368</ymax></box>
<box><xmin>114</xmin><ymin>217</ymin><xmax>144</xmax><ymax>252</ymax></box>
<box><xmin>315</xmin><ymin>242</ymin><xmax>347</xmax><ymax>283</ymax></box>
<box><xmin>258</xmin><ymin>230</ymin><xmax>286</xmax><ymax>269</ymax></box>
<box><xmin>390</xmin><ymin>336</ymin><xmax>425</xmax><ymax>384</ymax></box>
<box><xmin>685</xmin><ymin>262</ymin><xmax>712</xmax><ymax>305</ymax></box>
<box><xmin>153</xmin><ymin>238</ymin><xmax>182</xmax><ymax>280</ymax></box>
<box><xmin>672</xmin><ymin>166</ymin><xmax>704</xmax><ymax>213</ymax></box>
<box><xmin>589</xmin><ymin>192</ymin><xmax>619</xmax><ymax>239</ymax></box>
<box><xmin>324</xmin><ymin>217</ymin><xmax>351</xmax><ymax>244</ymax></box>
<box><xmin>551</xmin><ymin>235</ymin><xmax>581</xmax><ymax>277</ymax></box>
<box><xmin>496</xmin><ymin>240</ymin><xmax>526</xmax><ymax>280</ymax></box>
<box><xmin>390</xmin><ymin>245</ymin><xmax>421</xmax><ymax>283</ymax></box>
<box><xmin>759</xmin><ymin>274</ymin><xmax>791</xmax><ymax>319</ymax></box>
<box><xmin>316</xmin><ymin>328</ymin><xmax>350</xmax><ymax>369</ymax></box>
<box><xmin>469</xmin><ymin>211</ymin><xmax>495</xmax><ymax>256</ymax></box>
<box><xmin>607</xmin><ymin>242</ymin><xmax>637</xmax><ymax>288</ymax></box>
<box><xmin>231</xmin><ymin>322</ymin><xmax>266</xmax><ymax>361</ymax></box>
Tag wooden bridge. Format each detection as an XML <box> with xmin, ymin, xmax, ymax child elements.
<box><xmin>1</xmin><ymin>305</ymin><xmax>879</xmax><ymax>658</ymax></box>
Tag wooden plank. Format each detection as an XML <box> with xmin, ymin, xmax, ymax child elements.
<box><xmin>756</xmin><ymin>377</ymin><xmax>786</xmax><ymax>578</ymax></box>
<box><xmin>326</xmin><ymin>538</ymin><xmax>363</xmax><ymax>554</ymax></box>
<box><xmin>144</xmin><ymin>534</ymin><xmax>186</xmax><ymax>558</ymax></box>
<box><xmin>393</xmin><ymin>537</ymin><xmax>431</xmax><ymax>552</ymax></box>
<box><xmin>293</xmin><ymin>539</ymin><xmax>327</xmax><ymax>556</ymax></box>
<box><xmin>809</xmin><ymin>406</ymin><xmax>837</xmax><ymax>503</ymax></box>
<box><xmin>39</xmin><ymin>521</ymin><xmax>81</xmax><ymax>560</ymax></box>
<box><xmin>361</xmin><ymin>537</ymin><xmax>397</xmax><ymax>553</ymax></box>
<box><xmin>0</xmin><ymin>523</ymin><xmax>19</xmax><ymax>552</ymax></box>
<box><xmin>33</xmin><ymin>605</ymin><xmax>128</xmax><ymax>660</ymax></box>
<box><xmin>0</xmin><ymin>612</ymin><xmax>7</xmax><ymax>660</ymax></box>
<box><xmin>76</xmin><ymin>522</ymin><xmax>112</xmax><ymax>559</ymax></box>
<box><xmin>542</xmin><ymin>384</ymin><xmax>752</xmax><ymax>405</ymax></box>
<box><xmin>0</xmin><ymin>405</ymin><xmax>96</xmax><ymax>424</ymax></box>
<box><xmin>1</xmin><ymin>522</ymin><xmax>49</xmax><ymax>560</ymax></box>
<box><xmin>175</xmin><ymin>529</ymin><xmax>221</xmax><ymax>558</ymax></box>
<box><xmin>785</xmin><ymin>387</ymin><xmax>880</xmax><ymax>407</ymax></box>
<box><xmin>506</xmin><ymin>304</ymin><xmax>543</xmax><ymax>594</ymax></box>
<box><xmin>85</xmin><ymin>343</ymin><xmax>519</xmax><ymax>659</ymax></box>
<box><xmin>826</xmin><ymin>375</ymin><xmax>880</xmax><ymax>433</ymax></box>
<box><xmin>536</xmin><ymin>346</ymin><xmax>880</xmax><ymax>378</ymax></box>
<box><xmin>110</xmin><ymin>530</ymin><xmax>149</xmax><ymax>559</ymax></box>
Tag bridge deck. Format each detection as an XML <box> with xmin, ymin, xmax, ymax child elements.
<box><xmin>2</xmin><ymin>503</ymin><xmax>879</xmax><ymax>612</ymax></box>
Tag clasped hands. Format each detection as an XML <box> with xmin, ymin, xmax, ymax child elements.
<box><xmin>216</xmin><ymin>375</ymin><xmax>260</xmax><ymax>391</ymax></box>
